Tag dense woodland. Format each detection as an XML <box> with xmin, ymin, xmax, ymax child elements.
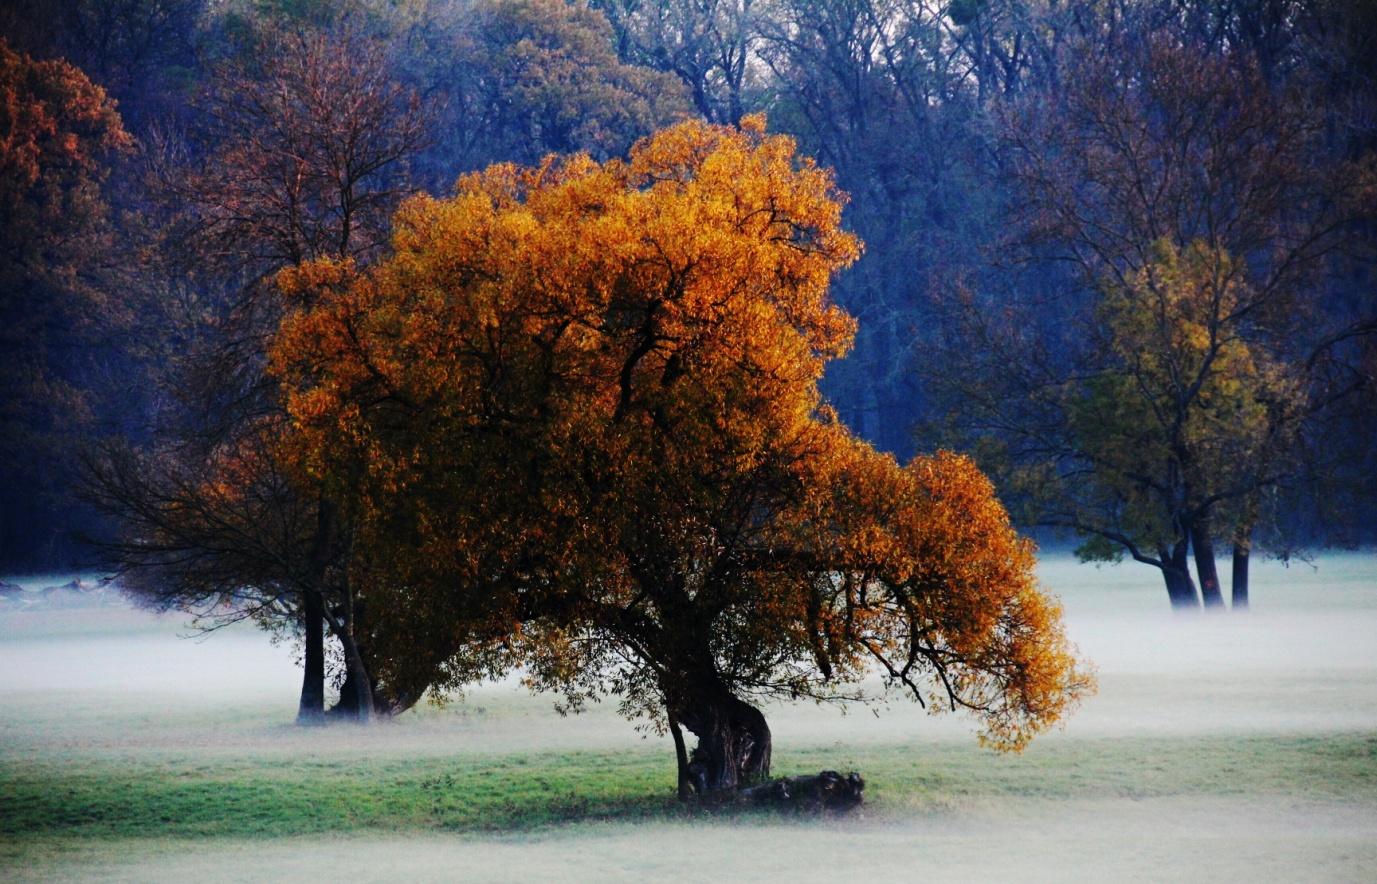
<box><xmin>1</xmin><ymin>0</ymin><xmax>1373</xmax><ymax>794</ymax></box>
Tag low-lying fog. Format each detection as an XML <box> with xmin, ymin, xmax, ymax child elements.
<box><xmin>3</xmin><ymin>554</ymin><xmax>1374</xmax><ymax>753</ymax></box>
<box><xmin>25</xmin><ymin>798</ymin><xmax>1375</xmax><ymax>884</ymax></box>
<box><xmin>2</xmin><ymin>552</ymin><xmax>1375</xmax><ymax>882</ymax></box>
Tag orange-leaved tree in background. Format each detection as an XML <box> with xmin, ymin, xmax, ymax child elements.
<box><xmin>271</xmin><ymin>116</ymin><xmax>1091</xmax><ymax>797</ymax></box>
<box><xmin>0</xmin><ymin>37</ymin><xmax>133</xmax><ymax>567</ymax></box>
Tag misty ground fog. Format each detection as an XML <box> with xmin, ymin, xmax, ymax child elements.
<box><xmin>2</xmin><ymin>553</ymin><xmax>1374</xmax><ymax>881</ymax></box>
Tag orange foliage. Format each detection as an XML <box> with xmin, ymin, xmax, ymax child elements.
<box><xmin>271</xmin><ymin>116</ymin><xmax>1090</xmax><ymax>749</ymax></box>
<box><xmin>1</xmin><ymin>37</ymin><xmax>131</xmax><ymax>216</ymax></box>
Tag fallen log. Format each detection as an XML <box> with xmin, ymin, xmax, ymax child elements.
<box><xmin>737</xmin><ymin>770</ymin><xmax>865</xmax><ymax>812</ymax></box>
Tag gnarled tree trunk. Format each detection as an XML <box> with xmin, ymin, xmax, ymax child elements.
<box><xmin>674</xmin><ymin>689</ymin><xmax>772</xmax><ymax>797</ymax></box>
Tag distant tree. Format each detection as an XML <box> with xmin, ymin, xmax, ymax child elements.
<box><xmin>428</xmin><ymin>0</ymin><xmax>690</xmax><ymax>173</ymax></box>
<box><xmin>923</xmin><ymin>34</ymin><xmax>1368</xmax><ymax>609</ymax></box>
<box><xmin>270</xmin><ymin>117</ymin><xmax>1091</xmax><ymax>795</ymax></box>
<box><xmin>183</xmin><ymin>27</ymin><xmax>429</xmax><ymax>272</ymax></box>
<box><xmin>1014</xmin><ymin>242</ymin><xmax>1304</xmax><ymax>608</ymax></box>
<box><xmin>92</xmin><ymin>26</ymin><xmax>430</xmax><ymax>723</ymax></box>
<box><xmin>0</xmin><ymin>0</ymin><xmax>206</xmax><ymax>130</ymax></box>
<box><xmin>593</xmin><ymin>0</ymin><xmax>763</xmax><ymax>124</ymax></box>
<box><xmin>0</xmin><ymin>38</ymin><xmax>134</xmax><ymax>570</ymax></box>
<box><xmin>756</xmin><ymin>0</ymin><xmax>988</xmax><ymax>453</ymax></box>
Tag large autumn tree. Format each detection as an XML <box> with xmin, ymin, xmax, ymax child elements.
<box><xmin>270</xmin><ymin>117</ymin><xmax>1090</xmax><ymax>795</ymax></box>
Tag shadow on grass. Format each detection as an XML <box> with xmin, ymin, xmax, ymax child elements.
<box><xmin>0</xmin><ymin>747</ymin><xmax>840</xmax><ymax>840</ymax></box>
<box><xmin>5</xmin><ymin>733</ymin><xmax>1375</xmax><ymax>841</ymax></box>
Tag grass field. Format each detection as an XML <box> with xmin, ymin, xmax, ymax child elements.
<box><xmin>2</xmin><ymin>553</ymin><xmax>1375</xmax><ymax>881</ymax></box>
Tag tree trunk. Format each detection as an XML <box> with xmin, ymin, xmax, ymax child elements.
<box><xmin>306</xmin><ymin>496</ymin><xmax>344</xmax><ymax>717</ymax></box>
<box><xmin>324</xmin><ymin>580</ymin><xmax>374</xmax><ymax>723</ymax></box>
<box><xmin>1190</xmin><ymin>517</ymin><xmax>1226</xmax><ymax>609</ymax></box>
<box><xmin>328</xmin><ymin>626</ymin><xmax>374</xmax><ymax>723</ymax></box>
<box><xmin>296</xmin><ymin>590</ymin><xmax>325</xmax><ymax>724</ymax></box>
<box><xmin>331</xmin><ymin>662</ymin><xmax>364</xmax><ymax>718</ymax></box>
<box><xmin>330</xmin><ymin>651</ymin><xmax>399</xmax><ymax>719</ymax></box>
<box><xmin>675</xmin><ymin>690</ymin><xmax>772</xmax><ymax>797</ymax></box>
<box><xmin>1232</xmin><ymin>524</ymin><xmax>1252</xmax><ymax>611</ymax></box>
<box><xmin>1160</xmin><ymin>540</ymin><xmax>1201</xmax><ymax>609</ymax></box>
<box><xmin>668</xmin><ymin>712</ymin><xmax>692</xmax><ymax>802</ymax></box>
<box><xmin>339</xmin><ymin>634</ymin><xmax>374</xmax><ymax>723</ymax></box>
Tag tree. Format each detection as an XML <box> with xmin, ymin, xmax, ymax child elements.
<box><xmin>0</xmin><ymin>0</ymin><xmax>206</xmax><ymax>131</ymax></box>
<box><xmin>593</xmin><ymin>0</ymin><xmax>763</xmax><ymax>124</ymax></box>
<box><xmin>270</xmin><ymin>117</ymin><xmax>1090</xmax><ymax>795</ymax></box>
<box><xmin>182</xmin><ymin>27</ymin><xmax>429</xmax><ymax>272</ymax></box>
<box><xmin>1064</xmin><ymin>242</ymin><xmax>1304</xmax><ymax>608</ymax></box>
<box><xmin>922</xmin><ymin>33</ymin><xmax>1367</xmax><ymax>609</ymax></box>
<box><xmin>93</xmin><ymin>25</ymin><xmax>430</xmax><ymax>723</ymax></box>
<box><xmin>0</xmin><ymin>38</ymin><xmax>134</xmax><ymax>570</ymax></box>
<box><xmin>426</xmin><ymin>0</ymin><xmax>690</xmax><ymax>174</ymax></box>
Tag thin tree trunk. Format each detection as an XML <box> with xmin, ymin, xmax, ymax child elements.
<box><xmin>331</xmin><ymin>659</ymin><xmax>363</xmax><ymax>717</ymax></box>
<box><xmin>1232</xmin><ymin>523</ymin><xmax>1252</xmax><ymax>611</ymax></box>
<box><xmin>338</xmin><ymin>585</ymin><xmax>374</xmax><ymax>724</ymax></box>
<box><xmin>303</xmin><ymin>495</ymin><xmax>338</xmax><ymax>721</ymax></box>
<box><xmin>1190</xmin><ymin>517</ymin><xmax>1226</xmax><ymax>609</ymax></box>
<box><xmin>323</xmin><ymin>581</ymin><xmax>374</xmax><ymax>723</ymax></box>
<box><xmin>296</xmin><ymin>589</ymin><xmax>325</xmax><ymax>724</ymax></box>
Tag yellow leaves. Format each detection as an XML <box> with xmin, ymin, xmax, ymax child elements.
<box><xmin>275</xmin><ymin>257</ymin><xmax>357</xmax><ymax>303</ymax></box>
<box><xmin>775</xmin><ymin>431</ymin><xmax>1090</xmax><ymax>749</ymax></box>
<box><xmin>1088</xmin><ymin>238</ymin><xmax>1307</xmax><ymax>507</ymax></box>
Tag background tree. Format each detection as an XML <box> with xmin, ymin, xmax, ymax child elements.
<box><xmin>0</xmin><ymin>38</ymin><xmax>134</xmax><ymax>570</ymax></box>
<box><xmin>0</xmin><ymin>0</ymin><xmax>205</xmax><ymax>130</ymax></box>
<box><xmin>91</xmin><ymin>25</ymin><xmax>431</xmax><ymax>723</ymax></box>
<box><xmin>921</xmin><ymin>32</ymin><xmax>1369</xmax><ymax>609</ymax></box>
<box><xmin>270</xmin><ymin>117</ymin><xmax>1090</xmax><ymax>795</ymax></box>
<box><xmin>593</xmin><ymin>0</ymin><xmax>763</xmax><ymax>124</ymax></box>
<box><xmin>429</xmin><ymin>0</ymin><xmax>690</xmax><ymax>172</ymax></box>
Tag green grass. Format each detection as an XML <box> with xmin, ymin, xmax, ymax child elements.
<box><xmin>3</xmin><ymin>732</ymin><xmax>1374</xmax><ymax>847</ymax></box>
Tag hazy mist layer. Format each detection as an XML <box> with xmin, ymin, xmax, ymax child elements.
<box><xmin>2</xmin><ymin>552</ymin><xmax>1374</xmax><ymax>882</ymax></box>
